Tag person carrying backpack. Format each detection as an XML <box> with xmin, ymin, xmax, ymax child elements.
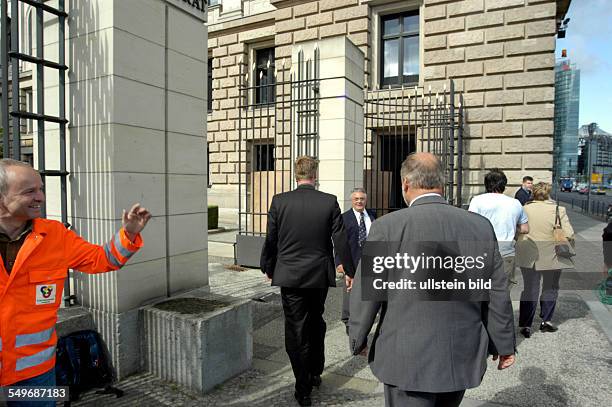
<box><xmin>0</xmin><ymin>159</ymin><xmax>151</xmax><ymax>406</ymax></box>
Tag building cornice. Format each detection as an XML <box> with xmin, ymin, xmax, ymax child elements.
<box><xmin>209</xmin><ymin>9</ymin><xmax>276</xmax><ymax>36</ymax></box>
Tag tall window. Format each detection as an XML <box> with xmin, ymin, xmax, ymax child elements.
<box><xmin>255</xmin><ymin>47</ymin><xmax>275</xmax><ymax>105</ymax></box>
<box><xmin>380</xmin><ymin>11</ymin><xmax>419</xmax><ymax>87</ymax></box>
<box><xmin>207</xmin><ymin>58</ymin><xmax>213</xmax><ymax>112</ymax></box>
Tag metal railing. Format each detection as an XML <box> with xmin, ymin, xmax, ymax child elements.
<box><xmin>558</xmin><ymin>194</ymin><xmax>610</xmax><ymax>221</ymax></box>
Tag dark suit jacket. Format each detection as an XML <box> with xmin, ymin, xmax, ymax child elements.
<box><xmin>514</xmin><ymin>187</ymin><xmax>532</xmax><ymax>206</ymax></box>
<box><xmin>334</xmin><ymin>208</ymin><xmax>376</xmax><ymax>269</ymax></box>
<box><xmin>349</xmin><ymin>195</ymin><xmax>515</xmax><ymax>393</ymax></box>
<box><xmin>260</xmin><ymin>184</ymin><xmax>355</xmax><ymax>287</ymax></box>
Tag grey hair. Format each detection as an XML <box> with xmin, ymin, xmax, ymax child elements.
<box><xmin>400</xmin><ymin>153</ymin><xmax>444</xmax><ymax>189</ymax></box>
<box><xmin>350</xmin><ymin>187</ymin><xmax>367</xmax><ymax>196</ymax></box>
<box><xmin>0</xmin><ymin>159</ymin><xmax>35</xmax><ymax>196</ymax></box>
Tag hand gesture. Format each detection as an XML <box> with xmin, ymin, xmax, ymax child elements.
<box><xmin>345</xmin><ymin>275</ymin><xmax>354</xmax><ymax>292</ymax></box>
<box><xmin>493</xmin><ymin>354</ymin><xmax>515</xmax><ymax>370</ymax></box>
<box><xmin>122</xmin><ymin>203</ymin><xmax>152</xmax><ymax>239</ymax></box>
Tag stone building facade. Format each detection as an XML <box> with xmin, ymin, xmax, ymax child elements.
<box><xmin>207</xmin><ymin>0</ymin><xmax>571</xmax><ymax>215</ymax></box>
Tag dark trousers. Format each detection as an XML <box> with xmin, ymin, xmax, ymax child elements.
<box><xmin>519</xmin><ymin>268</ymin><xmax>562</xmax><ymax>328</ymax></box>
<box><xmin>281</xmin><ymin>286</ymin><xmax>329</xmax><ymax>395</ymax></box>
<box><xmin>384</xmin><ymin>384</ymin><xmax>465</xmax><ymax>407</ymax></box>
<box><xmin>341</xmin><ymin>286</ymin><xmax>350</xmax><ymax>330</ymax></box>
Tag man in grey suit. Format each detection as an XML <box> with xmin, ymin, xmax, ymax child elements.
<box><xmin>349</xmin><ymin>153</ymin><xmax>516</xmax><ymax>407</ymax></box>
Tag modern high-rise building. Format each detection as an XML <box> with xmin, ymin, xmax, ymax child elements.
<box><xmin>577</xmin><ymin>123</ymin><xmax>612</xmax><ymax>185</ymax></box>
<box><xmin>553</xmin><ymin>58</ymin><xmax>580</xmax><ymax>180</ymax></box>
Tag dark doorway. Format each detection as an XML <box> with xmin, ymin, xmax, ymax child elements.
<box><xmin>378</xmin><ymin>133</ymin><xmax>415</xmax><ymax>211</ymax></box>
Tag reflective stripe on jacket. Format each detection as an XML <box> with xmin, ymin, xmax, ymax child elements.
<box><xmin>0</xmin><ymin>218</ymin><xmax>143</xmax><ymax>385</ymax></box>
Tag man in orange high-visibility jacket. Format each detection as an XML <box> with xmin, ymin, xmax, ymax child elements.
<box><xmin>0</xmin><ymin>159</ymin><xmax>151</xmax><ymax>402</ymax></box>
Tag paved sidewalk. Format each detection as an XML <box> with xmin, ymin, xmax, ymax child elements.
<box><xmin>74</xmin><ymin>208</ymin><xmax>612</xmax><ymax>406</ymax></box>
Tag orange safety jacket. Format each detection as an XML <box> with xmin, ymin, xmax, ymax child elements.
<box><xmin>0</xmin><ymin>218</ymin><xmax>143</xmax><ymax>385</ymax></box>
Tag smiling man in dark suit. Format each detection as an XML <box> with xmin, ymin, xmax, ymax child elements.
<box><xmin>335</xmin><ymin>187</ymin><xmax>375</xmax><ymax>333</ymax></box>
<box><xmin>260</xmin><ymin>156</ymin><xmax>354</xmax><ymax>406</ymax></box>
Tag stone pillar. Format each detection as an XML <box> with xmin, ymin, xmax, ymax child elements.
<box><xmin>38</xmin><ymin>0</ymin><xmax>208</xmax><ymax>377</ymax></box>
<box><xmin>292</xmin><ymin>37</ymin><xmax>364</xmax><ymax>211</ymax></box>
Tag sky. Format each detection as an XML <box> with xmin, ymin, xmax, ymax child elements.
<box><xmin>556</xmin><ymin>0</ymin><xmax>612</xmax><ymax>132</ymax></box>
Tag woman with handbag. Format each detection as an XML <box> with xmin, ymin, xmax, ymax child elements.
<box><xmin>515</xmin><ymin>182</ymin><xmax>575</xmax><ymax>338</ymax></box>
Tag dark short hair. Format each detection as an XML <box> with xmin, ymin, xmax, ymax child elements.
<box><xmin>484</xmin><ymin>169</ymin><xmax>507</xmax><ymax>193</ymax></box>
<box><xmin>522</xmin><ymin>176</ymin><xmax>533</xmax><ymax>183</ymax></box>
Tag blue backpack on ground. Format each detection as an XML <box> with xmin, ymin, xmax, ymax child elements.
<box><xmin>55</xmin><ymin>329</ymin><xmax>124</xmax><ymax>403</ymax></box>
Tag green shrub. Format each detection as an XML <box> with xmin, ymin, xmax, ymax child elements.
<box><xmin>208</xmin><ymin>205</ymin><xmax>219</xmax><ymax>230</ymax></box>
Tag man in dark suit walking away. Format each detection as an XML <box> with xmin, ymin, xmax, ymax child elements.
<box><xmin>514</xmin><ymin>175</ymin><xmax>533</xmax><ymax>205</ymax></box>
<box><xmin>335</xmin><ymin>188</ymin><xmax>375</xmax><ymax>333</ymax></box>
<box><xmin>349</xmin><ymin>153</ymin><xmax>516</xmax><ymax>407</ymax></box>
<box><xmin>260</xmin><ymin>156</ymin><xmax>354</xmax><ymax>406</ymax></box>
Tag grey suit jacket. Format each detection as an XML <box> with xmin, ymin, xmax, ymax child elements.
<box><xmin>349</xmin><ymin>195</ymin><xmax>515</xmax><ymax>393</ymax></box>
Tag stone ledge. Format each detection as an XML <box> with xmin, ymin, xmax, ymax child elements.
<box><xmin>56</xmin><ymin>306</ymin><xmax>96</xmax><ymax>337</ymax></box>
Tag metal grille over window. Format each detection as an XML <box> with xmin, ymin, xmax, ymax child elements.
<box><xmin>255</xmin><ymin>47</ymin><xmax>275</xmax><ymax>105</ymax></box>
<box><xmin>364</xmin><ymin>81</ymin><xmax>464</xmax><ymax>215</ymax></box>
<box><xmin>236</xmin><ymin>47</ymin><xmax>320</xmax><ymax>265</ymax></box>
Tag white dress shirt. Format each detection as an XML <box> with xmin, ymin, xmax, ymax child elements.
<box><xmin>353</xmin><ymin>208</ymin><xmax>372</xmax><ymax>235</ymax></box>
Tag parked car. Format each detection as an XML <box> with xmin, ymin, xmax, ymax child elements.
<box><xmin>579</xmin><ymin>186</ymin><xmax>589</xmax><ymax>194</ymax></box>
<box><xmin>592</xmin><ymin>186</ymin><xmax>606</xmax><ymax>195</ymax></box>
<box><xmin>560</xmin><ymin>179</ymin><xmax>573</xmax><ymax>192</ymax></box>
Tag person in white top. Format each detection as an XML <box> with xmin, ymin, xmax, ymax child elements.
<box><xmin>469</xmin><ymin>169</ymin><xmax>529</xmax><ymax>288</ymax></box>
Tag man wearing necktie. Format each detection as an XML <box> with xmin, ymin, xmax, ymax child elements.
<box><xmin>335</xmin><ymin>188</ymin><xmax>376</xmax><ymax>334</ymax></box>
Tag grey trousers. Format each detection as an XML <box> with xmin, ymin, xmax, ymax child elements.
<box><xmin>384</xmin><ymin>384</ymin><xmax>465</xmax><ymax>407</ymax></box>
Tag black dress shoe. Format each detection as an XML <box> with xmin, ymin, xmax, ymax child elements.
<box><xmin>540</xmin><ymin>322</ymin><xmax>558</xmax><ymax>332</ymax></box>
<box><xmin>294</xmin><ymin>392</ymin><xmax>312</xmax><ymax>406</ymax></box>
<box><xmin>311</xmin><ymin>375</ymin><xmax>322</xmax><ymax>387</ymax></box>
<box><xmin>519</xmin><ymin>327</ymin><xmax>531</xmax><ymax>338</ymax></box>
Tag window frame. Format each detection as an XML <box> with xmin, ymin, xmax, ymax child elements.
<box><xmin>253</xmin><ymin>143</ymin><xmax>275</xmax><ymax>172</ymax></box>
<box><xmin>254</xmin><ymin>47</ymin><xmax>276</xmax><ymax>106</ymax></box>
<box><xmin>379</xmin><ymin>10</ymin><xmax>420</xmax><ymax>88</ymax></box>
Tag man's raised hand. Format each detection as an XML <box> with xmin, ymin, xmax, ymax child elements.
<box><xmin>123</xmin><ymin>203</ymin><xmax>152</xmax><ymax>240</ymax></box>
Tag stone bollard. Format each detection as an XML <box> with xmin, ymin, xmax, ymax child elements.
<box><xmin>140</xmin><ymin>292</ymin><xmax>252</xmax><ymax>393</ymax></box>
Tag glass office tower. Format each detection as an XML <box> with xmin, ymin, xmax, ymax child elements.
<box><xmin>553</xmin><ymin>59</ymin><xmax>580</xmax><ymax>181</ymax></box>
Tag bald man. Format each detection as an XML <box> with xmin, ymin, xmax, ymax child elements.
<box><xmin>349</xmin><ymin>153</ymin><xmax>515</xmax><ymax>407</ymax></box>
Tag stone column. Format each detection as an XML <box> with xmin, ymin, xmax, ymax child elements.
<box><xmin>38</xmin><ymin>0</ymin><xmax>208</xmax><ymax>377</ymax></box>
<box><xmin>292</xmin><ymin>37</ymin><xmax>365</xmax><ymax>211</ymax></box>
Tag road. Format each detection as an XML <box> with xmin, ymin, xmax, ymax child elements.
<box><xmin>557</xmin><ymin>191</ymin><xmax>612</xmax><ymax>207</ymax></box>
